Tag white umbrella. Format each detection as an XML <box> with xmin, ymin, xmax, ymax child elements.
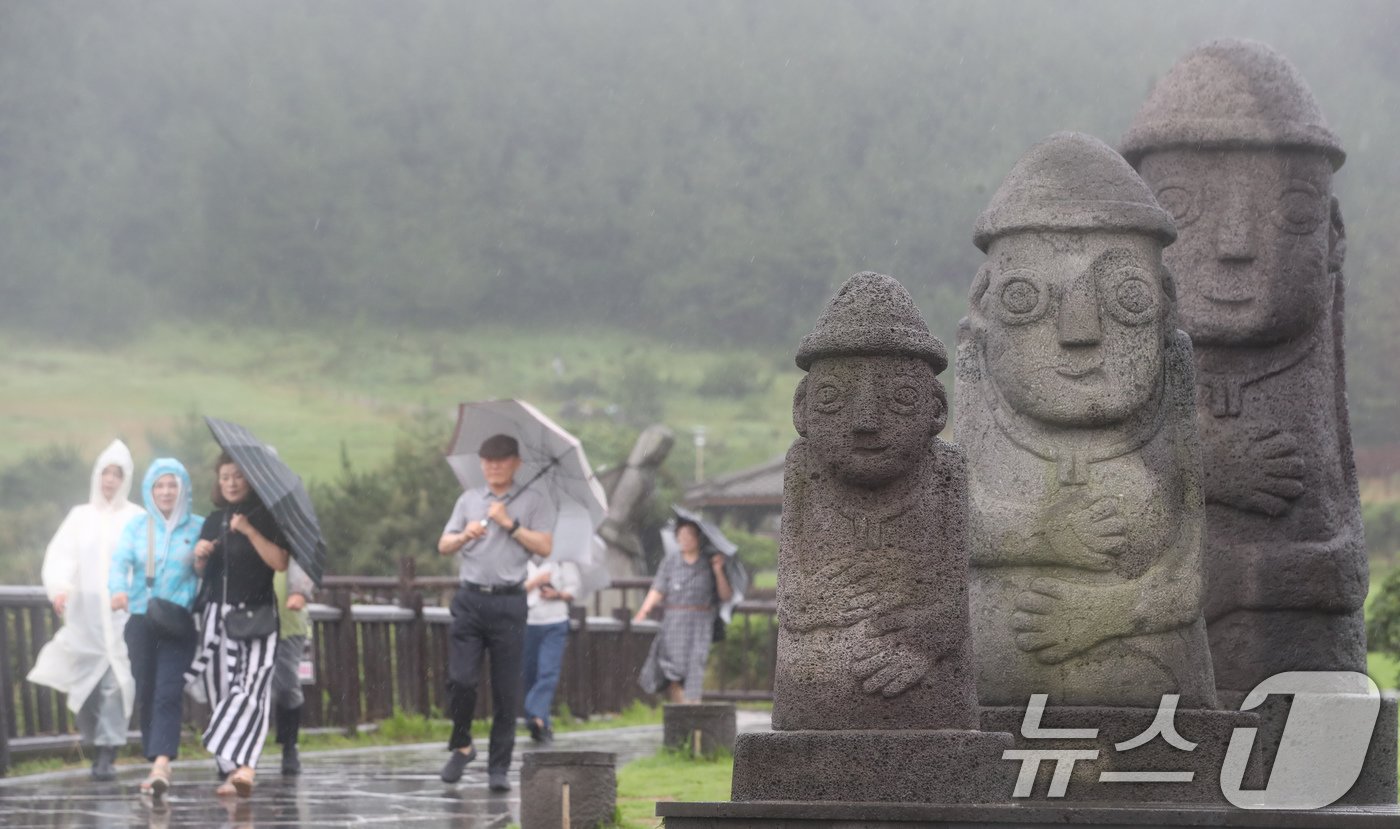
<box><xmin>445</xmin><ymin>399</ymin><xmax>609</xmax><ymax>574</ymax></box>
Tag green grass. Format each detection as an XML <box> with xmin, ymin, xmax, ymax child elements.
<box><xmin>615</xmin><ymin>748</ymin><xmax>733</xmax><ymax>829</ymax></box>
<box><xmin>0</xmin><ymin>323</ymin><xmax>799</xmax><ymax>487</ymax></box>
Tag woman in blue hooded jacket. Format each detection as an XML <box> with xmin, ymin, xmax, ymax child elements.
<box><xmin>108</xmin><ymin>458</ymin><xmax>203</xmax><ymax>800</ymax></box>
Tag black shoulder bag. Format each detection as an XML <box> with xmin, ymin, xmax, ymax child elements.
<box><xmin>221</xmin><ymin>512</ymin><xmax>279</xmax><ymax>641</ymax></box>
<box><xmin>144</xmin><ymin>519</ymin><xmax>196</xmax><ymax>641</ymax></box>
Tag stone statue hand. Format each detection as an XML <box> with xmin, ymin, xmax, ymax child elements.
<box><xmin>808</xmin><ymin>556</ymin><xmax>887</xmax><ymax>625</ymax></box>
<box><xmin>1042</xmin><ymin>491</ymin><xmax>1126</xmax><ymax>571</ymax></box>
<box><xmin>1011</xmin><ymin>578</ymin><xmax>1111</xmax><ymax>664</ymax></box>
<box><xmin>852</xmin><ymin>609</ymin><xmax>933</xmax><ymax>698</ymax></box>
<box><xmin>1204</xmin><ymin>421</ymin><xmax>1306</xmax><ymax>516</ymax></box>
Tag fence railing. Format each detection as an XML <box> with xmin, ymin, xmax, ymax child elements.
<box><xmin>0</xmin><ymin>562</ymin><xmax>776</xmax><ymax>776</ymax></box>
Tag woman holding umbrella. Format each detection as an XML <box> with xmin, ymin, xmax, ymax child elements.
<box><xmin>633</xmin><ymin>518</ymin><xmax>733</xmax><ymax>703</ymax></box>
<box><xmin>188</xmin><ymin>452</ymin><xmax>290</xmax><ymax>798</ymax></box>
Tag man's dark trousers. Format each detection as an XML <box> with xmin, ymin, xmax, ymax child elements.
<box><xmin>447</xmin><ymin>587</ymin><xmax>527</xmax><ymax>774</ymax></box>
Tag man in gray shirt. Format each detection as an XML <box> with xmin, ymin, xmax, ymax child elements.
<box><xmin>437</xmin><ymin>434</ymin><xmax>555</xmax><ymax>790</ymax></box>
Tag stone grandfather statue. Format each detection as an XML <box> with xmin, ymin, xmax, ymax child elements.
<box><xmin>1120</xmin><ymin>37</ymin><xmax>1367</xmax><ymax>694</ymax></box>
<box><xmin>731</xmin><ymin>272</ymin><xmax>1011</xmax><ymax>804</ymax></box>
<box><xmin>775</xmin><ymin>271</ymin><xmax>977</xmax><ymax>729</ymax></box>
<box><xmin>1122</xmin><ymin>38</ymin><xmax>1394</xmax><ymax>804</ymax></box>
<box><xmin>958</xmin><ymin>131</ymin><xmax>1217</xmax><ymax>710</ymax></box>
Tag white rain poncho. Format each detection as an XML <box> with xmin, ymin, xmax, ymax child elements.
<box><xmin>27</xmin><ymin>440</ymin><xmax>144</xmax><ymax>718</ymax></box>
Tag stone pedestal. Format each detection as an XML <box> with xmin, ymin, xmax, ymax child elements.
<box><xmin>664</xmin><ymin>703</ymin><xmax>737</xmax><ymax>757</ymax></box>
<box><xmin>979</xmin><ymin>706</ymin><xmax>1263</xmax><ymax>805</ymax></box>
<box><xmin>520</xmin><ymin>751</ymin><xmax>617</xmax><ymax>829</ymax></box>
<box><xmin>732</xmin><ymin>729</ymin><xmax>1015</xmax><ymax>804</ymax></box>
<box><xmin>1216</xmin><ymin>690</ymin><xmax>1398</xmax><ymax>806</ymax></box>
<box><xmin>659</xmin><ymin>800</ymin><xmax>1400</xmax><ymax>828</ymax></box>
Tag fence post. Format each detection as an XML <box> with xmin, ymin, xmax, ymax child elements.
<box><xmin>334</xmin><ymin>590</ymin><xmax>362</xmax><ymax>736</ymax></box>
<box><xmin>0</xmin><ymin>609</ymin><xmax>9</xmax><ymax>778</ymax></box>
<box><xmin>397</xmin><ymin>556</ymin><xmax>429</xmax><ymax>716</ymax></box>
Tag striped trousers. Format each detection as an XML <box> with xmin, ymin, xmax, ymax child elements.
<box><xmin>185</xmin><ymin>604</ymin><xmax>278</xmax><ymax>772</ymax></box>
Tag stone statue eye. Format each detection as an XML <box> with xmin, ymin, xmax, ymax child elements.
<box><xmin>1101</xmin><ymin>268</ymin><xmax>1158</xmax><ymax>326</ymax></box>
<box><xmin>986</xmin><ymin>270</ymin><xmax>1048</xmax><ymax>325</ymax></box>
<box><xmin>813</xmin><ymin>383</ymin><xmax>844</xmax><ymax>413</ymax></box>
<box><xmin>889</xmin><ymin>384</ymin><xmax>919</xmax><ymax>414</ymax></box>
<box><xmin>1154</xmin><ymin>184</ymin><xmax>1199</xmax><ymax>228</ymax></box>
<box><xmin>1273</xmin><ymin>180</ymin><xmax>1325</xmax><ymax>235</ymax></box>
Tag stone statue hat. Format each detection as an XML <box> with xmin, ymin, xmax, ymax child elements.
<box><xmin>973</xmin><ymin>131</ymin><xmax>1177</xmax><ymax>252</ymax></box>
<box><xmin>1120</xmin><ymin>38</ymin><xmax>1345</xmax><ymax>169</ymax></box>
<box><xmin>795</xmin><ymin>271</ymin><xmax>947</xmax><ymax>374</ymax></box>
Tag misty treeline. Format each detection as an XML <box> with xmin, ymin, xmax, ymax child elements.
<box><xmin>1</xmin><ymin>1</ymin><xmax>1398</xmax><ymax>441</ymax></box>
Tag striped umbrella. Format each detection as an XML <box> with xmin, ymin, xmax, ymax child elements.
<box><xmin>204</xmin><ymin>417</ymin><xmax>328</xmax><ymax>585</ymax></box>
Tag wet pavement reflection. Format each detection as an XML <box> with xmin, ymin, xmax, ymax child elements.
<box><xmin>0</xmin><ymin>721</ymin><xmax>689</xmax><ymax>828</ymax></box>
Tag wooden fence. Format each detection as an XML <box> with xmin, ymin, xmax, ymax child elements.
<box><xmin>0</xmin><ymin>565</ymin><xmax>777</xmax><ymax>776</ymax></box>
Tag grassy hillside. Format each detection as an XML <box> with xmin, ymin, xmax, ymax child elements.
<box><xmin>0</xmin><ymin>323</ymin><xmax>802</xmax><ymax>487</ymax></box>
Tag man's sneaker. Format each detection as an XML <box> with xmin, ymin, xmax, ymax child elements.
<box><xmin>527</xmin><ymin>718</ymin><xmax>545</xmax><ymax>743</ymax></box>
<box><xmin>488</xmin><ymin>770</ymin><xmax>511</xmax><ymax>792</ymax></box>
<box><xmin>440</xmin><ymin>746</ymin><xmax>477</xmax><ymax>783</ymax></box>
<box><xmin>281</xmin><ymin>744</ymin><xmax>302</xmax><ymax>776</ymax></box>
<box><xmin>91</xmin><ymin>746</ymin><xmax>118</xmax><ymax>782</ymax></box>
<box><xmin>540</xmin><ymin>725</ymin><xmax>554</xmax><ymax>745</ymax></box>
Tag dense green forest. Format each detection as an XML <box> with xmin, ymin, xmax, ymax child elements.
<box><xmin>2</xmin><ymin>0</ymin><xmax>1398</xmax><ymax>442</ymax></box>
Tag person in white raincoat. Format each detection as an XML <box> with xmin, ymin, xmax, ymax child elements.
<box><xmin>27</xmin><ymin>440</ymin><xmax>144</xmax><ymax>781</ymax></box>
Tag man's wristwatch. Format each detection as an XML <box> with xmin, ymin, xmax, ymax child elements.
<box><xmin>508</xmin><ymin>519</ymin><xmax>522</xmax><ymax>537</ymax></box>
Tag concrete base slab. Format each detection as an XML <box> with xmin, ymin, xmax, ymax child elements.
<box><xmin>658</xmin><ymin>799</ymin><xmax>1400</xmax><ymax>828</ymax></box>
<box><xmin>731</xmin><ymin>730</ymin><xmax>1015</xmax><ymax>804</ymax></box>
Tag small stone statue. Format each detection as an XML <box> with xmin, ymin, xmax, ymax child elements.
<box><xmin>1120</xmin><ymin>38</ymin><xmax>1368</xmax><ymax>695</ymax></box>
<box><xmin>774</xmin><ymin>271</ymin><xmax>977</xmax><ymax>730</ymax></box>
<box><xmin>730</xmin><ymin>273</ymin><xmax>1011</xmax><ymax>804</ymax></box>
<box><xmin>957</xmin><ymin>132</ymin><xmax>1217</xmax><ymax>709</ymax></box>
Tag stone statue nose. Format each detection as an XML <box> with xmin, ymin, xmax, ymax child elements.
<box><xmin>851</xmin><ymin>387</ymin><xmax>882</xmax><ymax>434</ymax></box>
<box><xmin>1057</xmin><ymin>274</ymin><xmax>1102</xmax><ymax>346</ymax></box>
<box><xmin>1215</xmin><ymin>191</ymin><xmax>1256</xmax><ymax>262</ymax></box>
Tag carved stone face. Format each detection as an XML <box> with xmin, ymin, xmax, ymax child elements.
<box><xmin>798</xmin><ymin>355</ymin><xmax>944</xmax><ymax>489</ymax></box>
<box><xmin>1136</xmin><ymin>149</ymin><xmax>1332</xmax><ymax>347</ymax></box>
<box><xmin>979</xmin><ymin>232</ymin><xmax>1166</xmax><ymax>427</ymax></box>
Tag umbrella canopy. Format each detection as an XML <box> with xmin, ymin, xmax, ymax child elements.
<box><xmin>662</xmin><ymin>505</ymin><xmax>749</xmax><ymax>622</ymax></box>
<box><xmin>445</xmin><ymin>399</ymin><xmax>609</xmax><ymax>569</ymax></box>
<box><xmin>204</xmin><ymin>417</ymin><xmax>328</xmax><ymax>585</ymax></box>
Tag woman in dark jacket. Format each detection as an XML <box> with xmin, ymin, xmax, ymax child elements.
<box><xmin>187</xmin><ymin>452</ymin><xmax>289</xmax><ymax>798</ymax></box>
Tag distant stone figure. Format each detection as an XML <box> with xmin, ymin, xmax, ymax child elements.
<box><xmin>957</xmin><ymin>132</ymin><xmax>1217</xmax><ymax>708</ymax></box>
<box><xmin>596</xmin><ymin>424</ymin><xmax>674</xmax><ymax>578</ymax></box>
<box><xmin>774</xmin><ymin>271</ymin><xmax>977</xmax><ymax>730</ymax></box>
<box><xmin>1121</xmin><ymin>38</ymin><xmax>1368</xmax><ymax>694</ymax></box>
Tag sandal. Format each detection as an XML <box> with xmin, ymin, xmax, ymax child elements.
<box><xmin>144</xmin><ymin>764</ymin><xmax>171</xmax><ymax>801</ymax></box>
<box><xmin>230</xmin><ymin>766</ymin><xmax>255</xmax><ymax>798</ymax></box>
<box><xmin>215</xmin><ymin>779</ymin><xmax>238</xmax><ymax>797</ymax></box>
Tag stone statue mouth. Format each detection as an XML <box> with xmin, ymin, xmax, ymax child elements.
<box><xmin>1201</xmin><ymin>291</ymin><xmax>1255</xmax><ymax>305</ymax></box>
<box><xmin>1054</xmin><ymin>362</ymin><xmax>1102</xmax><ymax>378</ymax></box>
<box><xmin>850</xmin><ymin>444</ymin><xmax>889</xmax><ymax>456</ymax></box>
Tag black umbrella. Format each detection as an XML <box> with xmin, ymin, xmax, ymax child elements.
<box><xmin>204</xmin><ymin>417</ymin><xmax>328</xmax><ymax>585</ymax></box>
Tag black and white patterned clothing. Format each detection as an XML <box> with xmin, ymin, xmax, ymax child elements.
<box><xmin>637</xmin><ymin>553</ymin><xmax>718</xmax><ymax>700</ymax></box>
<box><xmin>185</xmin><ymin>603</ymin><xmax>278</xmax><ymax>772</ymax></box>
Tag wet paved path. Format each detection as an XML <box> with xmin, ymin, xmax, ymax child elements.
<box><xmin>0</xmin><ymin>711</ymin><xmax>770</xmax><ymax>828</ymax></box>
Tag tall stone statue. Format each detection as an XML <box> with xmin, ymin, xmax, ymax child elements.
<box><xmin>1122</xmin><ymin>38</ymin><xmax>1393</xmax><ymax>804</ymax></box>
<box><xmin>958</xmin><ymin>131</ymin><xmax>1216</xmax><ymax>709</ymax></box>
<box><xmin>1120</xmin><ymin>37</ymin><xmax>1367</xmax><ymax>694</ymax></box>
<box><xmin>957</xmin><ymin>133</ymin><xmax>1259</xmax><ymax>803</ymax></box>
<box><xmin>597</xmin><ymin>424</ymin><xmax>675</xmax><ymax>579</ymax></box>
<box><xmin>730</xmin><ymin>272</ymin><xmax>1011</xmax><ymax>804</ymax></box>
